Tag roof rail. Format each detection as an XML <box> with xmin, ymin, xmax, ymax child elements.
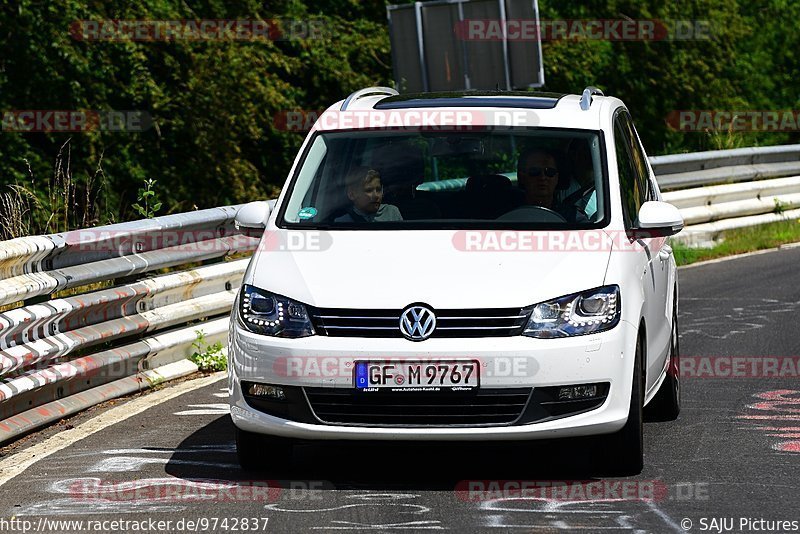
<box><xmin>341</xmin><ymin>86</ymin><xmax>399</xmax><ymax>111</ymax></box>
<box><xmin>580</xmin><ymin>86</ymin><xmax>604</xmax><ymax>111</ymax></box>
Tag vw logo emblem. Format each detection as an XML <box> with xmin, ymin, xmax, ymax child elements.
<box><xmin>400</xmin><ymin>305</ymin><xmax>436</xmax><ymax>341</ymax></box>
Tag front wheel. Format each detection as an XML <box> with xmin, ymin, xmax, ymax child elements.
<box><xmin>646</xmin><ymin>310</ymin><xmax>681</xmax><ymax>421</ymax></box>
<box><xmin>601</xmin><ymin>332</ymin><xmax>645</xmax><ymax>475</ymax></box>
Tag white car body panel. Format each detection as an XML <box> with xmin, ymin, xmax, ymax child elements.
<box><xmin>248</xmin><ymin>230</ymin><xmax>613</xmax><ymax>310</ymax></box>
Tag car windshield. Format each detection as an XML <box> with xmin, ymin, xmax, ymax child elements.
<box><xmin>279</xmin><ymin>128</ymin><xmax>606</xmax><ymax>229</ymax></box>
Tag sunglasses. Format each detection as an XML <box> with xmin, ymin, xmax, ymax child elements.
<box><xmin>525</xmin><ymin>166</ymin><xmax>559</xmax><ymax>178</ymax></box>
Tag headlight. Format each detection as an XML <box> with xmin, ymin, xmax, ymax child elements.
<box><xmin>238</xmin><ymin>285</ymin><xmax>315</xmax><ymax>338</ymax></box>
<box><xmin>522</xmin><ymin>285</ymin><xmax>620</xmax><ymax>338</ymax></box>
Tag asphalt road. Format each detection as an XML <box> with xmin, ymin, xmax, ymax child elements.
<box><xmin>1</xmin><ymin>247</ymin><xmax>799</xmax><ymax>533</ymax></box>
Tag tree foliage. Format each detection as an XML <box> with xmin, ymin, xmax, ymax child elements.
<box><xmin>0</xmin><ymin>0</ymin><xmax>797</xmax><ymax>234</ymax></box>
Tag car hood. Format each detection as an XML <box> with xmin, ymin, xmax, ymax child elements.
<box><xmin>248</xmin><ymin>230</ymin><xmax>613</xmax><ymax>309</ymax></box>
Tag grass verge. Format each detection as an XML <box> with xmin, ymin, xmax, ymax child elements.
<box><xmin>673</xmin><ymin>218</ymin><xmax>800</xmax><ymax>266</ymax></box>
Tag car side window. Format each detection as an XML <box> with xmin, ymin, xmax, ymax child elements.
<box><xmin>621</xmin><ymin>113</ymin><xmax>657</xmax><ymax>202</ymax></box>
<box><xmin>614</xmin><ymin>117</ymin><xmax>639</xmax><ymax>228</ymax></box>
<box><xmin>631</xmin><ymin>122</ymin><xmax>661</xmax><ymax>201</ymax></box>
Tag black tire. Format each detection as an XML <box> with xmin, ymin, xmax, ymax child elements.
<box><xmin>646</xmin><ymin>309</ymin><xmax>681</xmax><ymax>421</ymax></box>
<box><xmin>603</xmin><ymin>332</ymin><xmax>645</xmax><ymax>476</ymax></box>
<box><xmin>235</xmin><ymin>426</ymin><xmax>294</xmax><ymax>471</ymax></box>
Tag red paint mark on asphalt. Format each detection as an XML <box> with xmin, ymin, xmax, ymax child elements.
<box><xmin>752</xmin><ymin>426</ymin><xmax>800</xmax><ymax>438</ymax></box>
<box><xmin>774</xmin><ymin>441</ymin><xmax>800</xmax><ymax>453</ymax></box>
<box><xmin>751</xmin><ymin>389</ymin><xmax>798</xmax><ymax>401</ymax></box>
<box><xmin>738</xmin><ymin>389</ymin><xmax>800</xmax><ymax>453</ymax></box>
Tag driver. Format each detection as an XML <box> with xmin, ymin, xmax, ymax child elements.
<box><xmin>517</xmin><ymin>147</ymin><xmax>587</xmax><ymax>223</ymax></box>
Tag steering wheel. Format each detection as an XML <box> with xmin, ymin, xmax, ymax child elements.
<box><xmin>496</xmin><ymin>205</ymin><xmax>567</xmax><ymax>223</ymax></box>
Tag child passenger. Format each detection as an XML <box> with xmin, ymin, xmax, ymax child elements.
<box><xmin>334</xmin><ymin>167</ymin><xmax>403</xmax><ymax>222</ymax></box>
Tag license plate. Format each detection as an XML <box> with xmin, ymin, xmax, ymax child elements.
<box><xmin>354</xmin><ymin>361</ymin><xmax>479</xmax><ymax>390</ymax></box>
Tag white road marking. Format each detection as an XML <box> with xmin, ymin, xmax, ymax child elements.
<box><xmin>478</xmin><ymin>497</ymin><xmax>635</xmax><ymax>530</ymax></box>
<box><xmin>0</xmin><ymin>372</ymin><xmax>226</xmax><ymax>488</ymax></box>
<box><xmin>96</xmin><ymin>446</ymin><xmax>234</xmax><ymax>455</ymax></box>
<box><xmin>475</xmin><ymin>496</ymin><xmax>686</xmax><ymax>532</ymax></box>
<box><xmin>15</xmin><ymin>498</ymin><xmax>185</xmax><ymax>516</ymax></box>
<box><xmin>266</xmin><ymin>493</ymin><xmax>443</xmax><ymax>530</ymax></box>
<box><xmin>311</xmin><ymin>520</ymin><xmax>443</xmax><ymax>530</ymax></box>
<box><xmin>172</xmin><ymin>410</ymin><xmax>229</xmax><ymax>415</ymax></box>
<box><xmin>264</xmin><ymin>503</ymin><xmax>430</xmax><ymax>514</ymax></box>
<box><xmin>173</xmin><ymin>403</ymin><xmax>230</xmax><ymax>416</ymax></box>
<box><xmin>171</xmin><ymin>410</ymin><xmax>228</xmax><ymax>416</ymax></box>
<box><xmin>644</xmin><ymin>500</ymin><xmax>685</xmax><ymax>533</ymax></box>
<box><xmin>88</xmin><ymin>455</ymin><xmax>238</xmax><ymax>472</ymax></box>
<box><xmin>678</xmin><ymin>297</ymin><xmax>797</xmax><ymax>339</ymax></box>
<box><xmin>55</xmin><ymin>444</ymin><xmax>235</xmax><ymax>460</ymax></box>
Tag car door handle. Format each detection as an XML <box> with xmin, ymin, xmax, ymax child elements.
<box><xmin>658</xmin><ymin>245</ymin><xmax>673</xmax><ymax>261</ymax></box>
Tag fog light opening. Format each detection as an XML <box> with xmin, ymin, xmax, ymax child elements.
<box><xmin>247</xmin><ymin>383</ymin><xmax>287</xmax><ymax>400</ymax></box>
<box><xmin>558</xmin><ymin>384</ymin><xmax>598</xmax><ymax>400</ymax></box>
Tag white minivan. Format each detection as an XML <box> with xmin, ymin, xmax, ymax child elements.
<box><xmin>228</xmin><ymin>87</ymin><xmax>683</xmax><ymax>474</ymax></box>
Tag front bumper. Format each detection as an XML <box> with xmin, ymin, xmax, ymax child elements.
<box><xmin>228</xmin><ymin>319</ymin><xmax>639</xmax><ymax>440</ymax></box>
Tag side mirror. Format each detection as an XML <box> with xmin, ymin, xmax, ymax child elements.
<box><xmin>636</xmin><ymin>201</ymin><xmax>684</xmax><ymax>236</ymax></box>
<box><xmin>235</xmin><ymin>201</ymin><xmax>271</xmax><ymax>233</ymax></box>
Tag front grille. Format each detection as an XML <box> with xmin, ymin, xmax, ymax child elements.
<box><xmin>304</xmin><ymin>387</ymin><xmax>532</xmax><ymax>427</ymax></box>
<box><xmin>308</xmin><ymin>307</ymin><xmax>529</xmax><ymax>338</ymax></box>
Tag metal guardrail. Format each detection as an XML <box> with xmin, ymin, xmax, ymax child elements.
<box><xmin>0</xmin><ymin>207</ymin><xmax>258</xmax><ymax>443</ymax></box>
<box><xmin>650</xmin><ymin>144</ymin><xmax>800</xmax><ymax>191</ymax></box>
<box><xmin>655</xmin><ymin>145</ymin><xmax>800</xmax><ymax>246</ymax></box>
<box><xmin>664</xmin><ymin>177</ymin><xmax>800</xmax><ymax>225</ymax></box>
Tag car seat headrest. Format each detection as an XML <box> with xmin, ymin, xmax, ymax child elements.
<box><xmin>371</xmin><ymin>142</ymin><xmax>425</xmax><ymax>187</ymax></box>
